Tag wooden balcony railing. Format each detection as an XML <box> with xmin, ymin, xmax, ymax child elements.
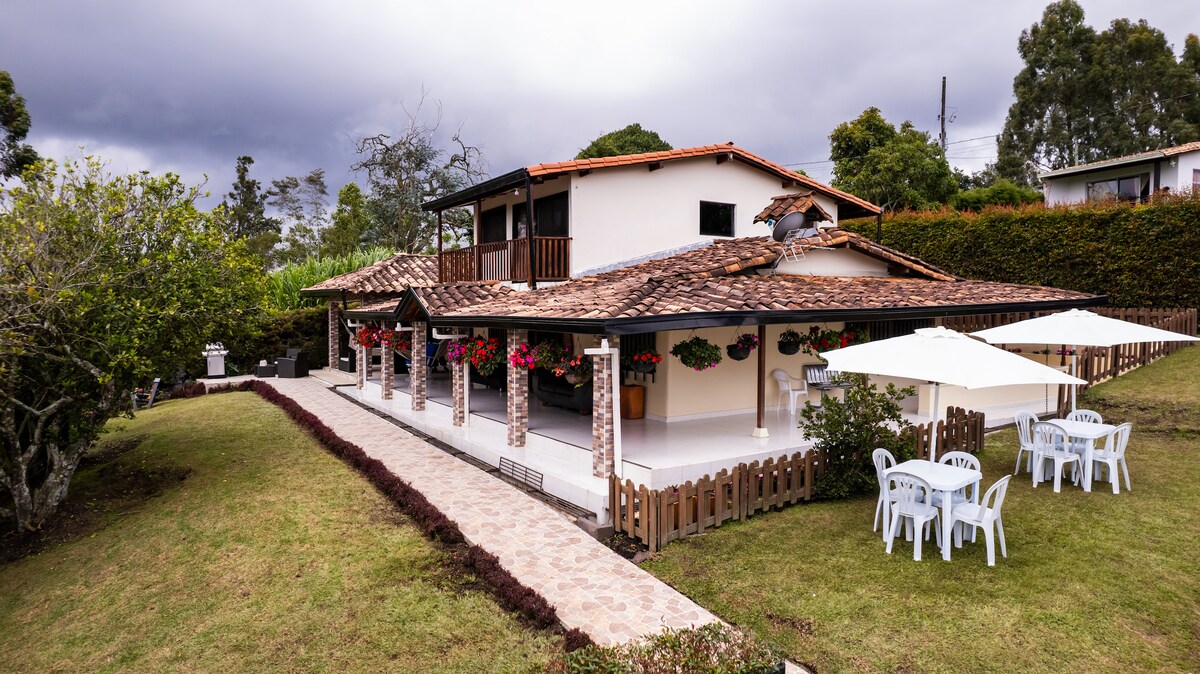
<box><xmin>440</xmin><ymin>237</ymin><xmax>572</xmax><ymax>283</ymax></box>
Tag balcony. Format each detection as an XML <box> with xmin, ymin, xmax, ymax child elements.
<box><xmin>440</xmin><ymin>237</ymin><xmax>571</xmax><ymax>283</ymax></box>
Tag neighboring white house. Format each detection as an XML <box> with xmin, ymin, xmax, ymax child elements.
<box><xmin>1040</xmin><ymin>140</ymin><xmax>1200</xmax><ymax>206</ymax></box>
<box><xmin>421</xmin><ymin>143</ymin><xmax>880</xmax><ymax>282</ymax></box>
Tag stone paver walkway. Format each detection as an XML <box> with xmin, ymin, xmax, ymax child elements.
<box><xmin>265</xmin><ymin>377</ymin><xmax>718</xmax><ymax>645</ymax></box>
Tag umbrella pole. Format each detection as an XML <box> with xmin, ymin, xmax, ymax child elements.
<box><xmin>929</xmin><ymin>383</ymin><xmax>940</xmax><ymax>462</ymax></box>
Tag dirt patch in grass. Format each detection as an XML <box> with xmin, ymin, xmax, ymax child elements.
<box><xmin>766</xmin><ymin>611</ymin><xmax>816</xmax><ymax>637</ymax></box>
<box><xmin>1</xmin><ymin>436</ymin><xmax>190</xmax><ymax>565</ymax></box>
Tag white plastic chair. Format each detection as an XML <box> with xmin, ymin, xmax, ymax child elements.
<box><xmin>885</xmin><ymin>473</ymin><xmax>942</xmax><ymax>561</ymax></box>
<box><xmin>934</xmin><ymin>451</ymin><xmax>981</xmax><ymax>542</ymax></box>
<box><xmin>772</xmin><ymin>369</ymin><xmax>808</xmax><ymax>416</ymax></box>
<box><xmin>948</xmin><ymin>475</ymin><xmax>1012</xmax><ymax>566</ymax></box>
<box><xmin>1091</xmin><ymin>423</ymin><xmax>1132</xmax><ymax>494</ymax></box>
<box><xmin>1066</xmin><ymin>409</ymin><xmax>1103</xmax><ymax>424</ymax></box>
<box><xmin>872</xmin><ymin>448</ymin><xmax>897</xmax><ymax>540</ymax></box>
<box><xmin>1032</xmin><ymin>422</ymin><xmax>1080</xmax><ymax>492</ymax></box>
<box><xmin>1013</xmin><ymin>411</ymin><xmax>1037</xmax><ymax>475</ymax></box>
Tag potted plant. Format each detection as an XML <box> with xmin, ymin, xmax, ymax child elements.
<box><xmin>378</xmin><ymin>328</ymin><xmax>410</xmax><ymax>352</ymax></box>
<box><xmin>670</xmin><ymin>336</ymin><xmax>722</xmax><ymax>371</ymax></box>
<box><xmin>726</xmin><ymin>333</ymin><xmax>759</xmax><ymax>361</ymax></box>
<box><xmin>799</xmin><ymin>325</ymin><xmax>868</xmax><ymax>357</ymax></box>
<box><xmin>778</xmin><ymin>328</ymin><xmax>802</xmax><ymax>355</ymax></box>
<box><xmin>623</xmin><ymin>348</ymin><xmax>663</xmax><ymax>374</ymax></box>
<box><xmin>446</xmin><ymin>339</ymin><xmax>470</xmax><ymax>365</ymax></box>
<box><xmin>553</xmin><ymin>353</ymin><xmax>593</xmax><ymax>387</ymax></box>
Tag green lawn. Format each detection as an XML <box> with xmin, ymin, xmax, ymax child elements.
<box><xmin>644</xmin><ymin>346</ymin><xmax>1200</xmax><ymax>673</ymax></box>
<box><xmin>0</xmin><ymin>393</ymin><xmax>558</xmax><ymax>673</ymax></box>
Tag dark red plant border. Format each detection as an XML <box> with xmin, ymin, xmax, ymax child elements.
<box><xmin>205</xmin><ymin>381</ymin><xmax>595</xmax><ymax>651</ymax></box>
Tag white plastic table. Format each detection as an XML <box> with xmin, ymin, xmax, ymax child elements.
<box><xmin>885</xmin><ymin>459</ymin><xmax>982</xmax><ymax>561</ymax></box>
<box><xmin>1046</xmin><ymin>418</ymin><xmax>1115</xmax><ymax>492</ymax></box>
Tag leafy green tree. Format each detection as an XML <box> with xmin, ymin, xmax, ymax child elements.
<box><xmin>353</xmin><ymin>99</ymin><xmax>484</xmax><ymax>253</ymax></box>
<box><xmin>268</xmin><ymin>168</ymin><xmax>328</xmax><ymax>265</ymax></box>
<box><xmin>575</xmin><ymin>123</ymin><xmax>672</xmax><ymax>159</ymax></box>
<box><xmin>0</xmin><ymin>158</ymin><xmax>265</xmax><ymax>531</ymax></box>
<box><xmin>0</xmin><ymin>70</ymin><xmax>38</xmax><ymax>179</ymax></box>
<box><xmin>220</xmin><ymin>155</ymin><xmax>280</xmax><ymax>263</ymax></box>
<box><xmin>996</xmin><ymin>1</ymin><xmax>1200</xmax><ymax>185</ymax></box>
<box><xmin>320</xmin><ymin>182</ymin><xmax>374</xmax><ymax>258</ymax></box>
<box><xmin>829</xmin><ymin>108</ymin><xmax>957</xmax><ymax>212</ymax></box>
<box><xmin>952</xmin><ymin>179</ymin><xmax>1044</xmax><ymax>211</ymax></box>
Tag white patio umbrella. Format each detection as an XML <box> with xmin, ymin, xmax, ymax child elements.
<box><xmin>820</xmin><ymin>326</ymin><xmax>1084</xmax><ymax>461</ymax></box>
<box><xmin>972</xmin><ymin>309</ymin><xmax>1198</xmax><ymax>411</ymax></box>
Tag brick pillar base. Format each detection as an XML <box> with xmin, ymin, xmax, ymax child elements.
<box><xmin>507</xmin><ymin>330</ymin><xmax>528</xmax><ymax>446</ymax></box>
<box><xmin>327</xmin><ymin>301</ymin><xmax>339</xmax><ymax>370</ymax></box>
<box><xmin>451</xmin><ymin>359</ymin><xmax>465</xmax><ymax>426</ymax></box>
<box><xmin>381</xmin><ymin>345</ymin><xmax>394</xmax><ymax>400</ymax></box>
<box><xmin>411</xmin><ymin>321</ymin><xmax>427</xmax><ymax>411</ymax></box>
<box><xmin>591</xmin><ymin>335</ymin><xmax>619</xmax><ymax>478</ymax></box>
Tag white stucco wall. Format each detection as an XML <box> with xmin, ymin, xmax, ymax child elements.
<box><xmin>567</xmin><ymin>159</ymin><xmax>839</xmax><ymax>275</ymax></box>
<box><xmin>773</xmin><ymin>248</ymin><xmax>890</xmax><ymax>277</ymax></box>
<box><xmin>1174</xmin><ymin>151</ymin><xmax>1200</xmax><ymax>194</ymax></box>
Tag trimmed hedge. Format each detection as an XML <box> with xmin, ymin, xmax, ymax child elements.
<box><xmin>841</xmin><ymin>195</ymin><xmax>1200</xmax><ymax>309</ymax></box>
<box><xmin>219</xmin><ymin>306</ymin><xmax>330</xmax><ymax>375</ymax></box>
<box><xmin>205</xmin><ymin>381</ymin><xmax>589</xmax><ymax>646</ymax></box>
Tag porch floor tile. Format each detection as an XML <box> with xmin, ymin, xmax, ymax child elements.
<box><xmin>262</xmin><ymin>377</ymin><xmax>719</xmax><ymax>645</ymax></box>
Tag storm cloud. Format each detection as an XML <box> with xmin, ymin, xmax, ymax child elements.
<box><xmin>3</xmin><ymin>1</ymin><xmax>1196</xmax><ymax>201</ymax></box>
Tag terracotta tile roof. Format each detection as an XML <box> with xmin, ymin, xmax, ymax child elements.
<box><xmin>408</xmin><ymin>282</ymin><xmax>515</xmax><ymax>314</ymax></box>
<box><xmin>753</xmin><ymin>192</ymin><xmax>833</xmax><ymax>223</ymax></box>
<box><xmin>300</xmin><ymin>253</ymin><xmax>438</xmax><ymax>297</ymax></box>
<box><xmin>437</xmin><ymin>232</ymin><xmax>1090</xmax><ymax>324</ymax></box>
<box><xmin>525</xmin><ymin>143</ymin><xmax>881</xmax><ymax>216</ymax></box>
<box><xmin>353</xmin><ymin>298</ymin><xmax>402</xmax><ymax>314</ymax></box>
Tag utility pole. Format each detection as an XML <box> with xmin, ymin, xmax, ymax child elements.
<box><xmin>938</xmin><ymin>76</ymin><xmax>948</xmax><ymax>154</ymax></box>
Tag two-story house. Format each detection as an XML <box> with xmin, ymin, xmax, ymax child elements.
<box><xmin>420</xmin><ymin>142</ymin><xmax>880</xmax><ymax>284</ymax></box>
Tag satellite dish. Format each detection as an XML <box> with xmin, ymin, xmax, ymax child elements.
<box><xmin>772</xmin><ymin>210</ymin><xmax>816</xmax><ymax>242</ymax></box>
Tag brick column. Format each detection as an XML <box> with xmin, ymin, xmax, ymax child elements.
<box><xmin>591</xmin><ymin>335</ymin><xmax>619</xmax><ymax>478</ymax></box>
<box><xmin>381</xmin><ymin>343</ymin><xmax>394</xmax><ymax>400</ymax></box>
<box><xmin>451</xmin><ymin>357</ymin><xmax>465</xmax><ymax>426</ymax></box>
<box><xmin>410</xmin><ymin>321</ymin><xmax>427</xmax><ymax>411</ymax></box>
<box><xmin>506</xmin><ymin>329</ymin><xmax>528</xmax><ymax>447</ymax></box>
<box><xmin>327</xmin><ymin>301</ymin><xmax>339</xmax><ymax>371</ymax></box>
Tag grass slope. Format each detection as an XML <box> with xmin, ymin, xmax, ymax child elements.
<box><xmin>644</xmin><ymin>347</ymin><xmax>1200</xmax><ymax>673</ymax></box>
<box><xmin>0</xmin><ymin>393</ymin><xmax>557</xmax><ymax>673</ymax></box>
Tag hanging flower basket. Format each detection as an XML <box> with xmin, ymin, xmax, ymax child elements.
<box><xmin>670</xmin><ymin>336</ymin><xmax>722</xmax><ymax>371</ymax></box>
<box><xmin>378</xmin><ymin>328</ymin><xmax>410</xmax><ymax>352</ymax></box>
<box><xmin>554</xmin><ymin>353</ymin><xmax>593</xmax><ymax>387</ymax></box>
<box><xmin>532</xmin><ymin>340</ymin><xmax>567</xmax><ymax>370</ymax></box>
<box><xmin>799</xmin><ymin>325</ymin><xmax>868</xmax><ymax>357</ymax></box>
<box><xmin>355</xmin><ymin>325</ymin><xmax>381</xmax><ymax>349</ymax></box>
<box><xmin>623</xmin><ymin>349</ymin><xmax>663</xmax><ymax>374</ymax></box>
<box><xmin>466</xmin><ymin>336</ymin><xmax>503</xmax><ymax>376</ymax></box>
<box><xmin>446</xmin><ymin>339</ymin><xmax>471</xmax><ymax>365</ymax></box>
<box><xmin>726</xmin><ymin>333</ymin><xmax>760</xmax><ymax>361</ymax></box>
<box><xmin>777</xmin><ymin>328</ymin><xmax>802</xmax><ymax>355</ymax></box>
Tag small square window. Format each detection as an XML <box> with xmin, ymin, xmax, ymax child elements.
<box><xmin>699</xmin><ymin>201</ymin><xmax>735</xmax><ymax>237</ymax></box>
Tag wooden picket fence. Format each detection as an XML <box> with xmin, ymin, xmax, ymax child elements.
<box><xmin>942</xmin><ymin>307</ymin><xmax>1197</xmax><ymax>414</ymax></box>
<box><xmin>610</xmin><ymin>408</ymin><xmax>986</xmax><ymax>551</ymax></box>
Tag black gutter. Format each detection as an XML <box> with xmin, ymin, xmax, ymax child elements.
<box><xmin>421</xmin><ymin>168</ymin><xmax>529</xmax><ymax>212</ymax></box>
<box><xmin>426</xmin><ymin>295</ymin><xmax>1107</xmax><ymax>335</ymax></box>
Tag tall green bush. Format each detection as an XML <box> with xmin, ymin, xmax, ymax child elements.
<box><xmin>842</xmin><ymin>195</ymin><xmax>1200</xmax><ymax>308</ymax></box>
<box><xmin>267</xmin><ymin>246</ymin><xmax>395</xmax><ymax>311</ymax></box>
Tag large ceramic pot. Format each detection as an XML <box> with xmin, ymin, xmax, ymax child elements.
<box><xmin>727</xmin><ymin>344</ymin><xmax>752</xmax><ymax>361</ymax></box>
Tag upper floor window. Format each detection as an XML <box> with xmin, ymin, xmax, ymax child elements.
<box><xmin>512</xmin><ymin>191</ymin><xmax>569</xmax><ymax>239</ymax></box>
<box><xmin>699</xmin><ymin>201</ymin><xmax>735</xmax><ymax>237</ymax></box>
<box><xmin>479</xmin><ymin>205</ymin><xmax>506</xmax><ymax>244</ymax></box>
<box><xmin>1087</xmin><ymin>173</ymin><xmax>1150</xmax><ymax>203</ymax></box>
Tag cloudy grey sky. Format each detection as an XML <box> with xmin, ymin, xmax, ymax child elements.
<box><xmin>3</xmin><ymin>1</ymin><xmax>1196</xmax><ymax>202</ymax></box>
